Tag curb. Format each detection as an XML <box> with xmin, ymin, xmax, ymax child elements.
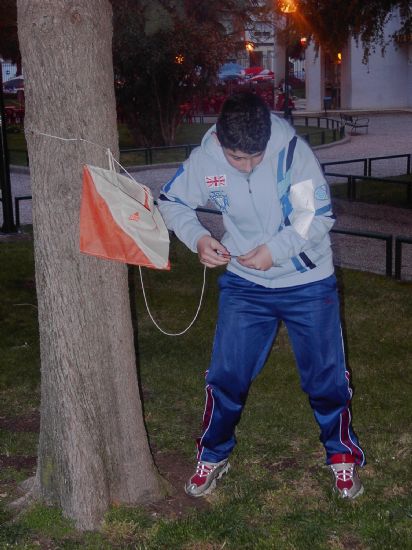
<box><xmin>312</xmin><ymin>135</ymin><xmax>351</xmax><ymax>150</ymax></box>
<box><xmin>9</xmin><ymin>164</ymin><xmax>30</xmax><ymax>174</ymax></box>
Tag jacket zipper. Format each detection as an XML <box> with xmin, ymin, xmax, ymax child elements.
<box><xmin>246</xmin><ymin>173</ymin><xmax>265</xmax><ymax>235</ymax></box>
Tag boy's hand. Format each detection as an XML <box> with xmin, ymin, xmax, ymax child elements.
<box><xmin>197</xmin><ymin>235</ymin><xmax>231</xmax><ymax>268</ymax></box>
<box><xmin>237</xmin><ymin>244</ymin><xmax>273</xmax><ymax>271</ymax></box>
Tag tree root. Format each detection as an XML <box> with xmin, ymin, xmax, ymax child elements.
<box><xmin>8</xmin><ymin>474</ymin><xmax>41</xmax><ymax>514</ymax></box>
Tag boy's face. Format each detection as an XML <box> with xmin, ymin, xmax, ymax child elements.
<box><xmin>222</xmin><ymin>147</ymin><xmax>265</xmax><ymax>174</ymax></box>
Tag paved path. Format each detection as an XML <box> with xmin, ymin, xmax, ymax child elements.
<box><xmin>315</xmin><ymin>112</ymin><xmax>412</xmax><ymax>177</ymax></box>
<box><xmin>2</xmin><ymin>112</ymin><xmax>412</xmax><ymax>280</ymax></box>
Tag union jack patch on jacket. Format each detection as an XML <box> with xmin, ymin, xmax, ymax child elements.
<box><xmin>205</xmin><ymin>174</ymin><xmax>226</xmax><ymax>188</ymax></box>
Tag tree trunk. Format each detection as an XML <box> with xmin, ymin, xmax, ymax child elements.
<box><xmin>17</xmin><ymin>0</ymin><xmax>165</xmax><ymax>530</ymax></box>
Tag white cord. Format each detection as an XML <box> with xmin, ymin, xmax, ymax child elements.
<box><xmin>31</xmin><ymin>130</ymin><xmax>207</xmax><ymax>336</ymax></box>
<box><xmin>31</xmin><ymin>131</ymin><xmax>108</xmax><ymax>150</ymax></box>
<box><xmin>32</xmin><ymin>131</ymin><xmax>146</xmax><ymax>190</ymax></box>
<box><xmin>138</xmin><ymin>264</ymin><xmax>207</xmax><ymax>336</ymax></box>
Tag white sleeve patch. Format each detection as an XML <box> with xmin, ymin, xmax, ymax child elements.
<box><xmin>289</xmin><ymin>179</ymin><xmax>315</xmax><ymax>240</ymax></box>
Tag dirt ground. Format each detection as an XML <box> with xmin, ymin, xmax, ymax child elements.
<box><xmin>0</xmin><ymin>411</ymin><xmax>208</xmax><ymax>520</ymax></box>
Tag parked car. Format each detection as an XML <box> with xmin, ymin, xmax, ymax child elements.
<box><xmin>3</xmin><ymin>75</ymin><xmax>25</xmax><ymax>103</ymax></box>
<box><xmin>249</xmin><ymin>69</ymin><xmax>275</xmax><ymax>83</ymax></box>
<box><xmin>243</xmin><ymin>66</ymin><xmax>264</xmax><ymax>79</ymax></box>
<box><xmin>3</xmin><ymin>75</ymin><xmax>24</xmax><ymax>94</ymax></box>
<box><xmin>217</xmin><ymin>62</ymin><xmax>244</xmax><ymax>83</ymax></box>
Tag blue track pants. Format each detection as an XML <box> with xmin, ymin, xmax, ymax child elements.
<box><xmin>197</xmin><ymin>271</ymin><xmax>365</xmax><ymax>466</ymax></box>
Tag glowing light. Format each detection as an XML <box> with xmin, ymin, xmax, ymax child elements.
<box><xmin>175</xmin><ymin>54</ymin><xmax>184</xmax><ymax>64</ymax></box>
<box><xmin>337</xmin><ymin>52</ymin><xmax>342</xmax><ymax>64</ymax></box>
<box><xmin>279</xmin><ymin>0</ymin><xmax>297</xmax><ymax>14</ymax></box>
<box><xmin>245</xmin><ymin>41</ymin><xmax>255</xmax><ymax>52</ymax></box>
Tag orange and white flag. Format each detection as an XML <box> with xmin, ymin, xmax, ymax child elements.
<box><xmin>80</xmin><ymin>164</ymin><xmax>170</xmax><ymax>270</ymax></box>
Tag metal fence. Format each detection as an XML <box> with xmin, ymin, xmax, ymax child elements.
<box><xmin>118</xmin><ymin>116</ymin><xmax>344</xmax><ymax>166</ymax></box>
<box><xmin>322</xmin><ymin>153</ymin><xmax>412</xmax><ymax>204</ymax></box>
<box><xmin>6</xmin><ymin>115</ymin><xmax>345</xmax><ymax>168</ymax></box>
<box><xmin>321</xmin><ymin>173</ymin><xmax>412</xmax><ymax>203</ymax></box>
<box><xmin>321</xmin><ymin>154</ymin><xmax>411</xmax><ymax>281</ymax></box>
<box><xmin>3</xmin><ymin>149</ymin><xmax>411</xmax><ymax>281</ymax></box>
<box><xmin>395</xmin><ymin>236</ymin><xmax>412</xmax><ymax>280</ymax></box>
<box><xmin>322</xmin><ymin>153</ymin><xmax>411</xmax><ymax>178</ymax></box>
<box><xmin>196</xmin><ymin>206</ymin><xmax>394</xmax><ymax>278</ymax></box>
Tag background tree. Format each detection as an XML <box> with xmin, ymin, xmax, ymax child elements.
<box><xmin>4</xmin><ymin>1</ymin><xmax>411</xmax><ymax>146</ymax></box>
<box><xmin>0</xmin><ymin>0</ymin><xmax>20</xmax><ymax>67</ymax></box>
<box><xmin>16</xmin><ymin>0</ymin><xmax>165</xmax><ymax>530</ymax></box>
<box><xmin>112</xmin><ymin>0</ymin><xmax>260</xmax><ymax>146</ymax></box>
<box><xmin>271</xmin><ymin>0</ymin><xmax>412</xmax><ymax>60</ymax></box>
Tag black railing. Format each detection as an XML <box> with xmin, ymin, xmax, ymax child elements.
<box><xmin>196</xmin><ymin>206</ymin><xmax>393</xmax><ymax>278</ymax></box>
<box><xmin>323</xmin><ymin>172</ymin><xmax>412</xmax><ymax>203</ymax></box>
<box><xmin>394</xmin><ymin>236</ymin><xmax>412</xmax><ymax>280</ymax></box>
<box><xmin>294</xmin><ymin>114</ymin><xmax>344</xmax><ymax>132</ymax></box>
<box><xmin>14</xmin><ymin>195</ymin><xmax>32</xmax><ymax>228</ymax></box>
<box><xmin>9</xmin><ymin>197</ymin><xmax>398</xmax><ymax>278</ymax></box>
<box><xmin>119</xmin><ymin>117</ymin><xmax>345</xmax><ymax>164</ymax></box>
<box><xmin>322</xmin><ymin>158</ymin><xmax>369</xmax><ymax>176</ymax></box>
<box><xmin>8</xmin><ymin>116</ymin><xmax>346</xmax><ymax>168</ymax></box>
<box><xmin>368</xmin><ymin>154</ymin><xmax>411</xmax><ymax>177</ymax></box>
<box><xmin>322</xmin><ymin>153</ymin><xmax>412</xmax><ymax>177</ymax></box>
<box><xmin>6</xmin><ymin>152</ymin><xmax>411</xmax><ymax>281</ymax></box>
<box><xmin>331</xmin><ymin>228</ymin><xmax>393</xmax><ymax>277</ymax></box>
<box><xmin>300</xmin><ymin>129</ymin><xmax>341</xmax><ymax>146</ymax></box>
<box><xmin>120</xmin><ymin>144</ymin><xmax>199</xmax><ymax>166</ymax></box>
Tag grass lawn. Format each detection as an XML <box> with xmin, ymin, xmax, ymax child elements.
<box><xmin>1</xmin><ymin>233</ymin><xmax>412</xmax><ymax>549</ymax></box>
<box><xmin>6</xmin><ymin>130</ymin><xmax>29</xmax><ymax>166</ymax></box>
<box><xmin>7</xmin><ymin>122</ymin><xmax>411</xmax><ymax>210</ymax></box>
<box><xmin>331</xmin><ymin>176</ymin><xmax>412</xmax><ymax>209</ymax></box>
<box><xmin>7</xmin><ymin>121</ymin><xmax>342</xmax><ymax>167</ymax></box>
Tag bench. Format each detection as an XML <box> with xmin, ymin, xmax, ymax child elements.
<box><xmin>340</xmin><ymin>113</ymin><xmax>369</xmax><ymax>135</ymax></box>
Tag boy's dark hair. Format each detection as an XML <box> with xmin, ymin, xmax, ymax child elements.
<box><xmin>216</xmin><ymin>92</ymin><xmax>271</xmax><ymax>154</ymax></box>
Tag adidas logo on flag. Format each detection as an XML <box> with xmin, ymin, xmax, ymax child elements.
<box><xmin>129</xmin><ymin>212</ymin><xmax>140</xmax><ymax>221</ymax></box>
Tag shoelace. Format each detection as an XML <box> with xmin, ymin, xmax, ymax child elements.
<box><xmin>331</xmin><ymin>463</ymin><xmax>355</xmax><ymax>483</ymax></box>
<box><xmin>195</xmin><ymin>462</ymin><xmax>215</xmax><ymax>478</ymax></box>
<box><xmin>332</xmin><ymin>464</ymin><xmax>355</xmax><ymax>495</ymax></box>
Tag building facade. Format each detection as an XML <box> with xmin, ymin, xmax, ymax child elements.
<box><xmin>305</xmin><ymin>13</ymin><xmax>412</xmax><ymax>111</ymax></box>
<box><xmin>242</xmin><ymin>9</ymin><xmax>412</xmax><ymax>112</ymax></box>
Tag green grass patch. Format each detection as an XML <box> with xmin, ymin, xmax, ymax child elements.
<box><xmin>0</xmin><ymin>237</ymin><xmax>40</xmax><ymax>402</ymax></box>
<box><xmin>296</xmin><ymin>125</ymin><xmax>341</xmax><ymax>147</ymax></box>
<box><xmin>6</xmin><ymin>130</ymin><xmax>28</xmax><ymax>165</ymax></box>
<box><xmin>0</xmin><ymin>431</ymin><xmax>38</xmax><ymax>458</ymax></box>
<box><xmin>1</xmin><ymin>236</ymin><xmax>412</xmax><ymax>548</ymax></box>
<box><xmin>8</xmin><ymin>121</ymin><xmax>343</xmax><ymax>167</ymax></box>
<box><xmin>331</xmin><ymin>175</ymin><xmax>412</xmax><ymax>208</ymax></box>
<box><xmin>19</xmin><ymin>503</ymin><xmax>76</xmax><ymax>539</ymax></box>
<box><xmin>118</xmin><ymin>123</ymin><xmax>340</xmax><ymax>166</ymax></box>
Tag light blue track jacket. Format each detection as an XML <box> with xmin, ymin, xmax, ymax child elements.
<box><xmin>158</xmin><ymin>114</ymin><xmax>335</xmax><ymax>288</ymax></box>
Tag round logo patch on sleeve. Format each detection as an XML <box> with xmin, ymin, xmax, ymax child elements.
<box><xmin>314</xmin><ymin>184</ymin><xmax>329</xmax><ymax>200</ymax></box>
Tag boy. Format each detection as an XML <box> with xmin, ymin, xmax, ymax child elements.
<box><xmin>158</xmin><ymin>92</ymin><xmax>365</xmax><ymax>499</ymax></box>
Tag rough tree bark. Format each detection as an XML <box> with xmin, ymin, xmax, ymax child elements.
<box><xmin>17</xmin><ymin>0</ymin><xmax>165</xmax><ymax>530</ymax></box>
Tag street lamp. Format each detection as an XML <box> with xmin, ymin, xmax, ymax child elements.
<box><xmin>279</xmin><ymin>0</ymin><xmax>297</xmax><ymax>120</ymax></box>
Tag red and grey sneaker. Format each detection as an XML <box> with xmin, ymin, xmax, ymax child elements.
<box><xmin>185</xmin><ymin>459</ymin><xmax>230</xmax><ymax>497</ymax></box>
<box><xmin>330</xmin><ymin>454</ymin><xmax>364</xmax><ymax>499</ymax></box>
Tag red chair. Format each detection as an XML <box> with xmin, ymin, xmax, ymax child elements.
<box><xmin>5</xmin><ymin>106</ymin><xmax>16</xmax><ymax>125</ymax></box>
<box><xmin>179</xmin><ymin>103</ymin><xmax>193</xmax><ymax>124</ymax></box>
<box><xmin>14</xmin><ymin>108</ymin><xmax>25</xmax><ymax>125</ymax></box>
